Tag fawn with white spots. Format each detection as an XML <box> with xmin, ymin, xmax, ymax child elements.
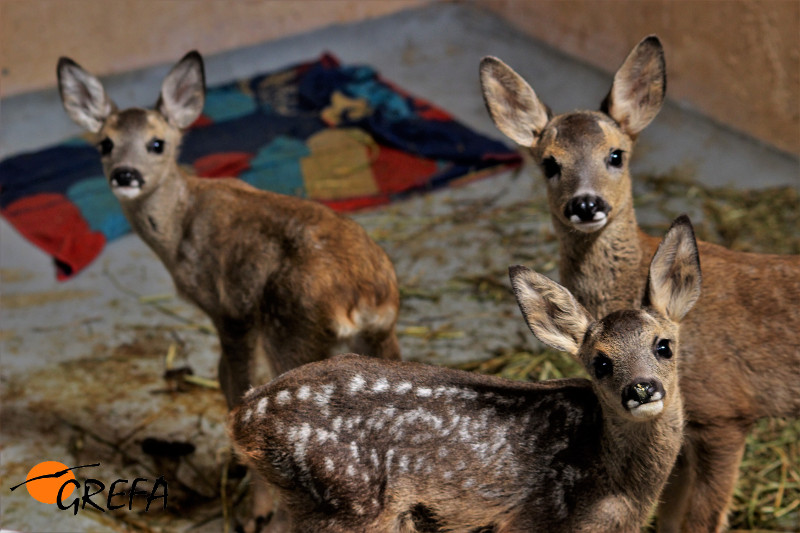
<box><xmin>57</xmin><ymin>51</ymin><xmax>400</xmax><ymax>527</ymax></box>
<box><xmin>480</xmin><ymin>35</ymin><xmax>800</xmax><ymax>532</ymax></box>
<box><xmin>229</xmin><ymin>216</ymin><xmax>701</xmax><ymax>533</ymax></box>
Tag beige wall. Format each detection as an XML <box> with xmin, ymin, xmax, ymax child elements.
<box><xmin>3</xmin><ymin>0</ymin><xmax>798</xmax><ymax>155</ymax></box>
<box><xmin>478</xmin><ymin>0</ymin><xmax>800</xmax><ymax>156</ymax></box>
<box><xmin>0</xmin><ymin>0</ymin><xmax>425</xmax><ymax>96</ymax></box>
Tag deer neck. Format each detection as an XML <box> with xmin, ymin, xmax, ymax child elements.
<box><xmin>555</xmin><ymin>199</ymin><xmax>644</xmax><ymax>316</ymax></box>
<box><xmin>118</xmin><ymin>165</ymin><xmax>192</xmax><ymax>265</ymax></box>
<box><xmin>600</xmin><ymin>394</ymin><xmax>684</xmax><ymax>518</ymax></box>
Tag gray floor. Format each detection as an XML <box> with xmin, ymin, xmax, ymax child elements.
<box><xmin>1</xmin><ymin>3</ymin><xmax>798</xmax><ymax>532</ymax></box>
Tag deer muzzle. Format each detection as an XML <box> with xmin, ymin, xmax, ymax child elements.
<box><xmin>622</xmin><ymin>379</ymin><xmax>665</xmax><ymax>418</ymax></box>
<box><xmin>110</xmin><ymin>167</ymin><xmax>144</xmax><ymax>189</ymax></box>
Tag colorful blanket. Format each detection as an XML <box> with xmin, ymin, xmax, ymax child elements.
<box><xmin>0</xmin><ymin>54</ymin><xmax>521</xmax><ymax>279</ymax></box>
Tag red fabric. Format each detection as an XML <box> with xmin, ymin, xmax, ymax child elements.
<box><xmin>372</xmin><ymin>145</ymin><xmax>439</xmax><ymax>194</ymax></box>
<box><xmin>193</xmin><ymin>152</ymin><xmax>252</xmax><ymax>178</ymax></box>
<box><xmin>320</xmin><ymin>195</ymin><xmax>390</xmax><ymax>212</ymax></box>
<box><xmin>2</xmin><ymin>193</ymin><xmax>105</xmax><ymax>280</ymax></box>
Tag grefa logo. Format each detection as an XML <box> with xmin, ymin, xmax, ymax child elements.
<box><xmin>9</xmin><ymin>461</ymin><xmax>168</xmax><ymax>515</ymax></box>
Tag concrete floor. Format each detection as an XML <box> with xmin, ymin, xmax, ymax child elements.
<box><xmin>1</xmin><ymin>3</ymin><xmax>798</xmax><ymax>532</ymax></box>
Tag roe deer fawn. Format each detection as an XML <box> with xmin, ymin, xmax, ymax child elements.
<box><xmin>58</xmin><ymin>51</ymin><xmax>401</xmax><ymax>526</ymax></box>
<box><xmin>481</xmin><ymin>35</ymin><xmax>800</xmax><ymax>532</ymax></box>
<box><xmin>57</xmin><ymin>50</ymin><xmax>401</xmax><ymax>406</ymax></box>
<box><xmin>229</xmin><ymin>216</ymin><xmax>701</xmax><ymax>533</ymax></box>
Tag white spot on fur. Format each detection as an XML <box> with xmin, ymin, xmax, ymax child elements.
<box><xmin>350</xmin><ymin>441</ymin><xmax>360</xmax><ymax>460</ymax></box>
<box><xmin>349</xmin><ymin>374</ymin><xmax>366</xmax><ymax>394</ymax></box>
<box><xmin>257</xmin><ymin>397</ymin><xmax>268</xmax><ymax>415</ymax></box>
<box><xmin>346</xmin><ymin>464</ymin><xmax>356</xmax><ymax>477</ymax></box>
<box><xmin>459</xmin><ymin>389</ymin><xmax>479</xmax><ymax>401</ymax></box>
<box><xmin>288</xmin><ymin>424</ymin><xmax>313</xmax><ymax>481</ymax></box>
<box><xmin>394</xmin><ymin>382</ymin><xmax>412</xmax><ymax>394</ymax></box>
<box><xmin>385</xmin><ymin>449</ymin><xmax>395</xmax><ymax>473</ymax></box>
<box><xmin>276</xmin><ymin>390</ymin><xmax>291</xmax><ymax>405</ymax></box>
<box><xmin>297</xmin><ymin>385</ymin><xmax>311</xmax><ymax>400</ymax></box>
<box><xmin>325</xmin><ymin>457</ymin><xmax>335</xmax><ymax>473</ymax></box>
<box><xmin>316</xmin><ymin>427</ymin><xmax>337</xmax><ymax>444</ymax></box>
<box><xmin>332</xmin><ymin>417</ymin><xmax>343</xmax><ymax>433</ymax></box>
<box><xmin>315</xmin><ymin>384</ymin><xmax>335</xmax><ymax>406</ymax></box>
<box><xmin>416</xmin><ymin>387</ymin><xmax>433</xmax><ymax>397</ymax></box>
<box><xmin>399</xmin><ymin>455</ymin><xmax>410</xmax><ymax>473</ymax></box>
<box><xmin>346</xmin><ymin>416</ymin><xmax>362</xmax><ymax>431</ymax></box>
<box><xmin>372</xmin><ymin>377</ymin><xmax>389</xmax><ymax>393</ymax></box>
<box><xmin>241</xmin><ymin>408</ymin><xmax>253</xmax><ymax>424</ymax></box>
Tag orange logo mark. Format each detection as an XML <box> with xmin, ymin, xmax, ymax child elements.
<box><xmin>24</xmin><ymin>461</ymin><xmax>76</xmax><ymax>504</ymax></box>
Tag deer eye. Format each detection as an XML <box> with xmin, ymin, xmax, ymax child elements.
<box><xmin>607</xmin><ymin>149</ymin><xmax>624</xmax><ymax>168</ymax></box>
<box><xmin>147</xmin><ymin>138</ymin><xmax>165</xmax><ymax>154</ymax></box>
<box><xmin>541</xmin><ymin>156</ymin><xmax>561</xmax><ymax>179</ymax></box>
<box><xmin>592</xmin><ymin>352</ymin><xmax>613</xmax><ymax>379</ymax></box>
<box><xmin>98</xmin><ymin>137</ymin><xmax>114</xmax><ymax>156</ymax></box>
<box><xmin>655</xmin><ymin>338</ymin><xmax>673</xmax><ymax>359</ymax></box>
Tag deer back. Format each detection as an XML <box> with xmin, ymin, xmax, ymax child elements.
<box><xmin>229</xmin><ymin>217</ymin><xmax>701</xmax><ymax>532</ymax></box>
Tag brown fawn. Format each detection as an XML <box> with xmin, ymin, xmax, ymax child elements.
<box><xmin>229</xmin><ymin>216</ymin><xmax>701</xmax><ymax>533</ymax></box>
<box><xmin>480</xmin><ymin>35</ymin><xmax>800</xmax><ymax>532</ymax></box>
<box><xmin>57</xmin><ymin>51</ymin><xmax>401</xmax><ymax>524</ymax></box>
<box><xmin>57</xmin><ymin>51</ymin><xmax>401</xmax><ymax>408</ymax></box>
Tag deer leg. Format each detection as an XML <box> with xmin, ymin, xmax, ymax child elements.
<box><xmin>679</xmin><ymin>422</ymin><xmax>751</xmax><ymax>533</ymax></box>
<box><xmin>216</xmin><ymin>318</ymin><xmax>259</xmax><ymax>409</ymax></box>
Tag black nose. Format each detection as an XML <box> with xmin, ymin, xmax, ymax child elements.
<box><xmin>110</xmin><ymin>167</ymin><xmax>143</xmax><ymax>188</ymax></box>
<box><xmin>564</xmin><ymin>194</ymin><xmax>609</xmax><ymax>223</ymax></box>
<box><xmin>622</xmin><ymin>379</ymin><xmax>664</xmax><ymax>407</ymax></box>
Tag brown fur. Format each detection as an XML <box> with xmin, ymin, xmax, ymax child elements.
<box><xmin>481</xmin><ymin>35</ymin><xmax>800</xmax><ymax>532</ymax></box>
<box><xmin>58</xmin><ymin>51</ymin><xmax>401</xmax><ymax>530</ymax></box>
<box><xmin>228</xmin><ymin>220</ymin><xmax>701</xmax><ymax>533</ymax></box>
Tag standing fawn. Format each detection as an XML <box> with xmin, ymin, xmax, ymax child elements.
<box><xmin>229</xmin><ymin>216</ymin><xmax>701</xmax><ymax>533</ymax></box>
<box><xmin>57</xmin><ymin>50</ymin><xmax>401</xmax><ymax>407</ymax></box>
<box><xmin>481</xmin><ymin>35</ymin><xmax>800</xmax><ymax>532</ymax></box>
<box><xmin>58</xmin><ymin>51</ymin><xmax>400</xmax><ymax>526</ymax></box>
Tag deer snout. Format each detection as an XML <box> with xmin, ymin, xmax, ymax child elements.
<box><xmin>622</xmin><ymin>379</ymin><xmax>665</xmax><ymax>418</ymax></box>
<box><xmin>564</xmin><ymin>194</ymin><xmax>610</xmax><ymax>229</ymax></box>
<box><xmin>109</xmin><ymin>167</ymin><xmax>144</xmax><ymax>189</ymax></box>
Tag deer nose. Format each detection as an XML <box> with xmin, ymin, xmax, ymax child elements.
<box><xmin>564</xmin><ymin>194</ymin><xmax>609</xmax><ymax>223</ymax></box>
<box><xmin>110</xmin><ymin>167</ymin><xmax>144</xmax><ymax>188</ymax></box>
<box><xmin>622</xmin><ymin>379</ymin><xmax>664</xmax><ymax>408</ymax></box>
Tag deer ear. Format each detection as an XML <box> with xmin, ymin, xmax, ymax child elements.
<box><xmin>509</xmin><ymin>265</ymin><xmax>593</xmax><ymax>356</ymax></box>
<box><xmin>646</xmin><ymin>215</ymin><xmax>702</xmax><ymax>322</ymax></box>
<box><xmin>57</xmin><ymin>57</ymin><xmax>115</xmax><ymax>133</ymax></box>
<box><xmin>157</xmin><ymin>50</ymin><xmax>205</xmax><ymax>128</ymax></box>
<box><xmin>601</xmin><ymin>35</ymin><xmax>665</xmax><ymax>137</ymax></box>
<box><xmin>480</xmin><ymin>56</ymin><xmax>550</xmax><ymax>148</ymax></box>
